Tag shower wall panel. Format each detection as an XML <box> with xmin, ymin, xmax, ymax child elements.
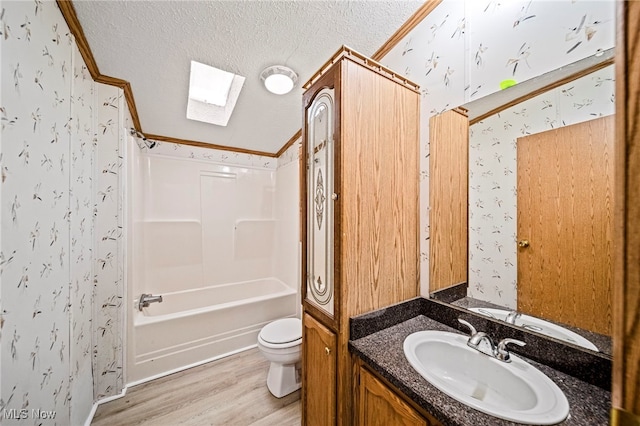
<box><xmin>136</xmin><ymin>154</ymin><xmax>277</xmax><ymax>295</ymax></box>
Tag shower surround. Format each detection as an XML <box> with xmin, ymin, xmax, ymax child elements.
<box><xmin>127</xmin><ymin>141</ymin><xmax>300</xmax><ymax>382</ymax></box>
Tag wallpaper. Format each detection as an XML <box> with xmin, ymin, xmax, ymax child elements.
<box><xmin>277</xmin><ymin>138</ymin><xmax>301</xmax><ymax>168</ymax></box>
<box><xmin>1</xmin><ymin>1</ymin><xmax>76</xmax><ymax>424</ymax></box>
<box><xmin>143</xmin><ymin>138</ymin><xmax>277</xmax><ymax>170</ymax></box>
<box><xmin>1</xmin><ymin>1</ymin><xmax>128</xmax><ymax>424</ymax></box>
<box><xmin>69</xmin><ymin>42</ymin><xmax>95</xmax><ymax>426</ymax></box>
<box><xmin>93</xmin><ymin>84</ymin><xmax>128</xmax><ymax>400</ymax></box>
<box><xmin>468</xmin><ymin>64</ymin><xmax>615</xmax><ymax>307</ymax></box>
<box><xmin>467</xmin><ymin>1</ymin><xmax>615</xmax><ymax>101</ymax></box>
<box><xmin>378</xmin><ymin>0</ymin><xmax>615</xmax><ymax>296</ymax></box>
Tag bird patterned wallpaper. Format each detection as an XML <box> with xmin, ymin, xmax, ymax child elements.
<box><xmin>93</xmin><ymin>83</ymin><xmax>128</xmax><ymax>402</ymax></box>
<box><xmin>141</xmin><ymin>137</ymin><xmax>278</xmax><ymax>170</ymax></box>
<box><xmin>1</xmin><ymin>1</ymin><xmax>130</xmax><ymax>424</ymax></box>
<box><xmin>1</xmin><ymin>3</ymin><xmax>297</xmax><ymax>423</ymax></box>
<box><xmin>468</xmin><ymin>64</ymin><xmax>615</xmax><ymax>308</ymax></box>
<box><xmin>379</xmin><ymin>0</ymin><xmax>614</xmax><ymax>296</ymax></box>
<box><xmin>277</xmin><ymin>139</ymin><xmax>301</xmax><ymax>169</ymax></box>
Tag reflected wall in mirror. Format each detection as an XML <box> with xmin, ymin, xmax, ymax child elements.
<box><xmin>462</xmin><ymin>63</ymin><xmax>615</xmax><ymax>354</ymax></box>
<box><xmin>376</xmin><ymin>0</ymin><xmax>617</xmax><ymax>356</ymax></box>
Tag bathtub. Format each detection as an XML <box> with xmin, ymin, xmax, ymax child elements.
<box><xmin>130</xmin><ymin>277</ymin><xmax>297</xmax><ymax>383</ymax></box>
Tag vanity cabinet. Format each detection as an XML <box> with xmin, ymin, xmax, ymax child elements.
<box><xmin>303</xmin><ymin>314</ymin><xmax>337</xmax><ymax>425</ymax></box>
<box><xmin>355</xmin><ymin>361</ymin><xmax>442</xmax><ymax>426</ymax></box>
<box><xmin>301</xmin><ymin>46</ymin><xmax>420</xmax><ymax>425</ymax></box>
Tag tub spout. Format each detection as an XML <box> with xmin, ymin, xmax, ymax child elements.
<box><xmin>138</xmin><ymin>293</ymin><xmax>163</xmax><ymax>311</ymax></box>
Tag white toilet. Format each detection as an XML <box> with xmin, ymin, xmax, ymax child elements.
<box><xmin>257</xmin><ymin>318</ymin><xmax>302</xmax><ymax>398</ymax></box>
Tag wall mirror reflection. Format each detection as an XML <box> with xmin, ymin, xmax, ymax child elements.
<box><xmin>435</xmin><ymin>51</ymin><xmax>615</xmax><ymax>356</ymax></box>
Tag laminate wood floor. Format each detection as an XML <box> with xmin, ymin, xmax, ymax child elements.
<box><xmin>92</xmin><ymin>348</ymin><xmax>301</xmax><ymax>426</ymax></box>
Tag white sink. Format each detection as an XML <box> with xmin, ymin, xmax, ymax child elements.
<box><xmin>469</xmin><ymin>307</ymin><xmax>598</xmax><ymax>351</ymax></box>
<box><xmin>403</xmin><ymin>330</ymin><xmax>569</xmax><ymax>425</ymax></box>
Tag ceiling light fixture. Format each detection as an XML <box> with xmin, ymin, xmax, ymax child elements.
<box><xmin>260</xmin><ymin>65</ymin><xmax>298</xmax><ymax>95</ymax></box>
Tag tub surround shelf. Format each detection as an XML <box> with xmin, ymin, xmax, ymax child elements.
<box><xmin>349</xmin><ymin>309</ymin><xmax>611</xmax><ymax>426</ymax></box>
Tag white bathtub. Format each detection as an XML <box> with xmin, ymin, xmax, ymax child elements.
<box><xmin>130</xmin><ymin>277</ymin><xmax>297</xmax><ymax>383</ymax></box>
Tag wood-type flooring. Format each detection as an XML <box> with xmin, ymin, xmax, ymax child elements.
<box><xmin>92</xmin><ymin>348</ymin><xmax>300</xmax><ymax>426</ymax></box>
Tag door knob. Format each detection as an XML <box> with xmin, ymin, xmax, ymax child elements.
<box><xmin>518</xmin><ymin>240</ymin><xmax>530</xmax><ymax>248</ymax></box>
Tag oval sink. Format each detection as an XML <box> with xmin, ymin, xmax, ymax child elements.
<box><xmin>404</xmin><ymin>330</ymin><xmax>569</xmax><ymax>425</ymax></box>
<box><xmin>469</xmin><ymin>307</ymin><xmax>598</xmax><ymax>351</ymax></box>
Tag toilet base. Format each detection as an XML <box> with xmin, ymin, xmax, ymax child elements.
<box><xmin>266</xmin><ymin>361</ymin><xmax>301</xmax><ymax>398</ymax></box>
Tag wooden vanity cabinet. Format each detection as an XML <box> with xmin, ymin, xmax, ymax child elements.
<box><xmin>354</xmin><ymin>359</ymin><xmax>443</xmax><ymax>426</ymax></box>
<box><xmin>301</xmin><ymin>46</ymin><xmax>420</xmax><ymax>425</ymax></box>
<box><xmin>303</xmin><ymin>314</ymin><xmax>337</xmax><ymax>425</ymax></box>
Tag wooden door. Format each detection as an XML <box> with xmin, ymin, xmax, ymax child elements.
<box><xmin>357</xmin><ymin>367</ymin><xmax>429</xmax><ymax>426</ymax></box>
<box><xmin>302</xmin><ymin>314</ymin><xmax>336</xmax><ymax>426</ymax></box>
<box><xmin>517</xmin><ymin>115</ymin><xmax>614</xmax><ymax>336</ymax></box>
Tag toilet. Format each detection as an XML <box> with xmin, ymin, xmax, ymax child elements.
<box><xmin>257</xmin><ymin>318</ymin><xmax>302</xmax><ymax>398</ymax></box>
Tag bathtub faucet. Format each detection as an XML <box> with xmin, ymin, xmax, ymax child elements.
<box><xmin>138</xmin><ymin>293</ymin><xmax>163</xmax><ymax>311</ymax></box>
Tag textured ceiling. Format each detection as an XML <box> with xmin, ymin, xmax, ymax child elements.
<box><xmin>72</xmin><ymin>0</ymin><xmax>424</xmax><ymax>154</ymax></box>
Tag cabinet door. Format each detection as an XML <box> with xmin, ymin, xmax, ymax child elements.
<box><xmin>305</xmin><ymin>88</ymin><xmax>336</xmax><ymax>318</ymax></box>
<box><xmin>303</xmin><ymin>314</ymin><xmax>337</xmax><ymax>426</ymax></box>
<box><xmin>358</xmin><ymin>367</ymin><xmax>428</xmax><ymax>426</ymax></box>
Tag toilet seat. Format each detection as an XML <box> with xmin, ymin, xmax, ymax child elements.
<box><xmin>258</xmin><ymin>318</ymin><xmax>302</xmax><ymax>349</ymax></box>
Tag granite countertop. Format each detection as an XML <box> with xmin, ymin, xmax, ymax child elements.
<box><xmin>349</xmin><ymin>315</ymin><xmax>611</xmax><ymax>426</ymax></box>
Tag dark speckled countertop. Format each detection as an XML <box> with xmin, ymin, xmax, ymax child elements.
<box><xmin>349</xmin><ymin>314</ymin><xmax>611</xmax><ymax>426</ymax></box>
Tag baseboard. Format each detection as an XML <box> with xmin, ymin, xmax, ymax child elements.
<box><xmin>83</xmin><ymin>336</ymin><xmax>274</xmax><ymax>424</ymax></box>
<box><xmin>83</xmin><ymin>387</ymin><xmax>128</xmax><ymax>426</ymax></box>
<box><xmin>127</xmin><ymin>343</ymin><xmax>258</xmax><ymax>388</ymax></box>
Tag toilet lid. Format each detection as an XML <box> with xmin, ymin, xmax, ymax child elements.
<box><xmin>260</xmin><ymin>318</ymin><xmax>302</xmax><ymax>344</ymax></box>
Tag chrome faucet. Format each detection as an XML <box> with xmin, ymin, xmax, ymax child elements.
<box><xmin>496</xmin><ymin>338</ymin><xmax>526</xmax><ymax>362</ymax></box>
<box><xmin>458</xmin><ymin>318</ymin><xmax>526</xmax><ymax>363</ymax></box>
<box><xmin>505</xmin><ymin>310</ymin><xmax>522</xmax><ymax>324</ymax></box>
<box><xmin>138</xmin><ymin>293</ymin><xmax>163</xmax><ymax>311</ymax></box>
<box><xmin>504</xmin><ymin>311</ymin><xmax>544</xmax><ymax>332</ymax></box>
<box><xmin>458</xmin><ymin>319</ymin><xmax>497</xmax><ymax>357</ymax></box>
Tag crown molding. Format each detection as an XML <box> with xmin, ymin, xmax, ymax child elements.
<box><xmin>58</xmin><ymin>0</ymin><xmax>435</xmax><ymax>158</ymax></box>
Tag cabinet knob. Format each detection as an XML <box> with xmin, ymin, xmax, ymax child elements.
<box><xmin>331</xmin><ymin>193</ymin><xmax>338</xmax><ymax>200</ymax></box>
<box><xmin>325</xmin><ymin>347</ymin><xmax>331</xmax><ymax>355</ymax></box>
<box><xmin>518</xmin><ymin>239</ymin><xmax>530</xmax><ymax>248</ymax></box>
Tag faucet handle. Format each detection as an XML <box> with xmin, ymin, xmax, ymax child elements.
<box><xmin>496</xmin><ymin>338</ymin><xmax>526</xmax><ymax>362</ymax></box>
<box><xmin>458</xmin><ymin>318</ymin><xmax>478</xmax><ymax>336</ymax></box>
<box><xmin>505</xmin><ymin>311</ymin><xmax>522</xmax><ymax>324</ymax></box>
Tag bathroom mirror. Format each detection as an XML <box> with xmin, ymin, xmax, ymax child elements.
<box><xmin>436</xmin><ymin>51</ymin><xmax>615</xmax><ymax>356</ymax></box>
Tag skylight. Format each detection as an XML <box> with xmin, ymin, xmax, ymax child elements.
<box><xmin>187</xmin><ymin>60</ymin><xmax>245</xmax><ymax>126</ymax></box>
